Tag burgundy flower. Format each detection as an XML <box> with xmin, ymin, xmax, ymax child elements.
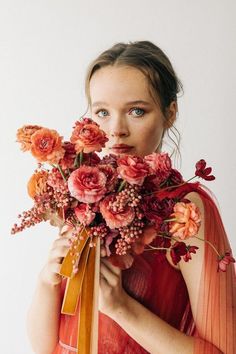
<box><xmin>141</xmin><ymin>196</ymin><xmax>174</xmax><ymax>228</ymax></box>
<box><xmin>59</xmin><ymin>141</ymin><xmax>76</xmax><ymax>169</ymax></box>
<box><xmin>217</xmin><ymin>251</ymin><xmax>235</xmax><ymax>272</ymax></box>
<box><xmin>82</xmin><ymin>152</ymin><xmax>101</xmax><ymax>166</ymax></box>
<box><xmin>183</xmin><ymin>245</ymin><xmax>199</xmax><ymax>262</ymax></box>
<box><xmin>98</xmin><ymin>164</ymin><xmax>118</xmax><ymax>192</ymax></box>
<box><xmin>100</xmin><ymin>153</ymin><xmax>118</xmax><ymax>168</ymax></box>
<box><xmin>170</xmin><ymin>241</ymin><xmax>187</xmax><ymax>265</ymax></box>
<box><xmin>195</xmin><ymin>159</ymin><xmax>215</xmax><ymax>181</ymax></box>
<box><xmin>166</xmin><ymin>168</ymin><xmax>184</xmax><ymax>186</ymax></box>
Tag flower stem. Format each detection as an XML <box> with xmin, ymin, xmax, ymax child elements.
<box><xmin>194</xmin><ymin>235</ymin><xmax>221</xmax><ymax>257</ymax></box>
<box><xmin>56</xmin><ymin>164</ymin><xmax>67</xmax><ymax>182</ymax></box>
<box><xmin>79</xmin><ymin>151</ymin><xmax>83</xmax><ymax>166</ymax></box>
<box><xmin>118</xmin><ymin>180</ymin><xmax>126</xmax><ymax>192</ymax></box>
<box><xmin>163</xmin><ymin>217</ymin><xmax>177</xmax><ymax>222</ymax></box>
<box><xmin>144</xmin><ymin>176</ymin><xmax>198</xmax><ymax>197</ymax></box>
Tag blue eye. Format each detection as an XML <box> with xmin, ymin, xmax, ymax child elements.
<box><xmin>130</xmin><ymin>107</ymin><xmax>145</xmax><ymax>117</ymax></box>
<box><xmin>96</xmin><ymin>110</ymin><xmax>109</xmax><ymax>118</ymax></box>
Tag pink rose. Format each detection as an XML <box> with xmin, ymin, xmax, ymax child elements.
<box><xmin>99</xmin><ymin>194</ymin><xmax>135</xmax><ymax>229</ymax></box>
<box><xmin>169</xmin><ymin>202</ymin><xmax>201</xmax><ymax>240</ymax></box>
<box><xmin>70</xmin><ymin>118</ymin><xmax>108</xmax><ymax>153</ymax></box>
<box><xmin>144</xmin><ymin>152</ymin><xmax>172</xmax><ymax>183</ymax></box>
<box><xmin>117</xmin><ymin>155</ymin><xmax>149</xmax><ymax>185</ymax></box>
<box><xmin>68</xmin><ymin>165</ymin><xmax>107</xmax><ymax>203</ymax></box>
<box><xmin>74</xmin><ymin>203</ymin><xmax>96</xmax><ymax>225</ymax></box>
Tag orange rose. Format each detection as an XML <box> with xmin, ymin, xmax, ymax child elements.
<box><xmin>30</xmin><ymin>128</ymin><xmax>65</xmax><ymax>164</ymax></box>
<box><xmin>169</xmin><ymin>202</ymin><xmax>201</xmax><ymax>240</ymax></box>
<box><xmin>27</xmin><ymin>170</ymin><xmax>48</xmax><ymax>199</ymax></box>
<box><xmin>16</xmin><ymin>125</ymin><xmax>42</xmax><ymax>151</ymax></box>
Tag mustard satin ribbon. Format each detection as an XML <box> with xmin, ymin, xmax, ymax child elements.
<box><xmin>59</xmin><ymin>228</ymin><xmax>100</xmax><ymax>354</ymax></box>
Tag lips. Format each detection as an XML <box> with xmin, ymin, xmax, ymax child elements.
<box><xmin>110</xmin><ymin>144</ymin><xmax>134</xmax><ymax>153</ymax></box>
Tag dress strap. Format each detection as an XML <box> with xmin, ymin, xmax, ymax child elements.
<box><xmin>59</xmin><ymin>340</ymin><xmax>78</xmax><ymax>352</ymax></box>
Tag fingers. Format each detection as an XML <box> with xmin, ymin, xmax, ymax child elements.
<box><xmin>100</xmin><ymin>262</ymin><xmax>120</xmax><ymax>287</ymax></box>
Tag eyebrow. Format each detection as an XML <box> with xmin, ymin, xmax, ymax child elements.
<box><xmin>92</xmin><ymin>100</ymin><xmax>152</xmax><ymax>108</ymax></box>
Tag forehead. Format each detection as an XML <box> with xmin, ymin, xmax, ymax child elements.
<box><xmin>89</xmin><ymin>65</ymin><xmax>153</xmax><ymax>104</ymax></box>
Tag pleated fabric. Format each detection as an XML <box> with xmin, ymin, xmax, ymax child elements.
<box><xmin>52</xmin><ymin>183</ymin><xmax>236</xmax><ymax>354</ymax></box>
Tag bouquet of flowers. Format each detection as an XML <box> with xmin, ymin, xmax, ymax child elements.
<box><xmin>12</xmin><ymin>117</ymin><xmax>235</xmax><ymax>353</ymax></box>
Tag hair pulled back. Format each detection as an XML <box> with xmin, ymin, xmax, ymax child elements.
<box><xmin>83</xmin><ymin>40</ymin><xmax>184</xmax><ymax>166</ymax></box>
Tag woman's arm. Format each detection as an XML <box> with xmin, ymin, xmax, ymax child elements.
<box><xmin>26</xmin><ymin>274</ymin><xmax>62</xmax><ymax>354</ymax></box>
<box><xmin>26</xmin><ymin>232</ymin><xmax>71</xmax><ymax>354</ymax></box>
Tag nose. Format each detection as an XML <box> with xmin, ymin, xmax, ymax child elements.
<box><xmin>110</xmin><ymin>115</ymin><xmax>129</xmax><ymax>138</ymax></box>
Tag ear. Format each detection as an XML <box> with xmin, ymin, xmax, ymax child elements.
<box><xmin>164</xmin><ymin>101</ymin><xmax>178</xmax><ymax>129</ymax></box>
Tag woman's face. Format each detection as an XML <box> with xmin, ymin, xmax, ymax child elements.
<box><xmin>89</xmin><ymin>65</ymin><xmax>175</xmax><ymax>158</ymax></box>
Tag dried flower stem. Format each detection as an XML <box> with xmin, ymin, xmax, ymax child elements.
<box><xmin>194</xmin><ymin>235</ymin><xmax>221</xmax><ymax>257</ymax></box>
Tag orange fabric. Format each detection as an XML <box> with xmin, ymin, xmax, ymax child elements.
<box><xmin>52</xmin><ymin>184</ymin><xmax>236</xmax><ymax>354</ymax></box>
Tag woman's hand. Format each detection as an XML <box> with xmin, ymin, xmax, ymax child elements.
<box><xmin>39</xmin><ymin>228</ymin><xmax>72</xmax><ymax>286</ymax></box>
<box><xmin>99</xmin><ymin>246</ymin><xmax>128</xmax><ymax>318</ymax></box>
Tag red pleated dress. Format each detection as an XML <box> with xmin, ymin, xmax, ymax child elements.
<box><xmin>52</xmin><ymin>184</ymin><xmax>236</xmax><ymax>354</ymax></box>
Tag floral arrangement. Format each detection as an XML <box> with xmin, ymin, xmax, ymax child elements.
<box><xmin>12</xmin><ymin>118</ymin><xmax>235</xmax><ymax>273</ymax></box>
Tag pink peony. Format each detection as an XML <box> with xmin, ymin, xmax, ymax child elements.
<box><xmin>117</xmin><ymin>155</ymin><xmax>149</xmax><ymax>186</ymax></box>
<box><xmin>99</xmin><ymin>194</ymin><xmax>135</xmax><ymax>229</ymax></box>
<box><xmin>70</xmin><ymin>118</ymin><xmax>108</xmax><ymax>153</ymax></box>
<box><xmin>74</xmin><ymin>203</ymin><xmax>96</xmax><ymax>226</ymax></box>
<box><xmin>169</xmin><ymin>202</ymin><xmax>201</xmax><ymax>240</ymax></box>
<box><xmin>68</xmin><ymin>165</ymin><xmax>107</xmax><ymax>203</ymax></box>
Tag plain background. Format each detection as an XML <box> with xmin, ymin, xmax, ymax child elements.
<box><xmin>0</xmin><ymin>1</ymin><xmax>235</xmax><ymax>353</ymax></box>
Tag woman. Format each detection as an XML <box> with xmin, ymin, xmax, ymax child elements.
<box><xmin>27</xmin><ymin>41</ymin><xmax>236</xmax><ymax>354</ymax></box>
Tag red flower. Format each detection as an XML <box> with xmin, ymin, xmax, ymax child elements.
<box><xmin>74</xmin><ymin>203</ymin><xmax>96</xmax><ymax>226</ymax></box>
<box><xmin>183</xmin><ymin>245</ymin><xmax>199</xmax><ymax>262</ymax></box>
<box><xmin>217</xmin><ymin>251</ymin><xmax>235</xmax><ymax>272</ymax></box>
<box><xmin>195</xmin><ymin>159</ymin><xmax>215</xmax><ymax>181</ymax></box>
<box><xmin>170</xmin><ymin>241</ymin><xmax>187</xmax><ymax>265</ymax></box>
<box><xmin>59</xmin><ymin>142</ymin><xmax>76</xmax><ymax>169</ymax></box>
<box><xmin>141</xmin><ymin>196</ymin><xmax>174</xmax><ymax>228</ymax></box>
<box><xmin>117</xmin><ymin>155</ymin><xmax>149</xmax><ymax>185</ymax></box>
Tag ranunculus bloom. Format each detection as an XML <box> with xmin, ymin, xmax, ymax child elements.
<box><xmin>27</xmin><ymin>170</ymin><xmax>48</xmax><ymax>198</ymax></box>
<box><xmin>99</xmin><ymin>194</ymin><xmax>135</xmax><ymax>229</ymax></box>
<box><xmin>82</xmin><ymin>152</ymin><xmax>101</xmax><ymax>166</ymax></box>
<box><xmin>141</xmin><ymin>196</ymin><xmax>175</xmax><ymax>227</ymax></box>
<box><xmin>169</xmin><ymin>202</ymin><xmax>201</xmax><ymax>240</ymax></box>
<box><xmin>98</xmin><ymin>164</ymin><xmax>118</xmax><ymax>192</ymax></box>
<box><xmin>16</xmin><ymin>125</ymin><xmax>42</xmax><ymax>151</ymax></box>
<box><xmin>144</xmin><ymin>152</ymin><xmax>172</xmax><ymax>183</ymax></box>
<box><xmin>30</xmin><ymin>128</ymin><xmax>65</xmax><ymax>164</ymax></box>
<box><xmin>195</xmin><ymin>159</ymin><xmax>215</xmax><ymax>181</ymax></box>
<box><xmin>74</xmin><ymin>203</ymin><xmax>96</xmax><ymax>226</ymax></box>
<box><xmin>68</xmin><ymin>165</ymin><xmax>107</xmax><ymax>203</ymax></box>
<box><xmin>70</xmin><ymin>118</ymin><xmax>108</xmax><ymax>153</ymax></box>
<box><xmin>59</xmin><ymin>141</ymin><xmax>76</xmax><ymax>169</ymax></box>
<box><xmin>217</xmin><ymin>251</ymin><xmax>235</xmax><ymax>272</ymax></box>
<box><xmin>117</xmin><ymin>155</ymin><xmax>149</xmax><ymax>186</ymax></box>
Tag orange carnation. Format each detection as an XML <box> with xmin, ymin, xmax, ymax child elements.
<box><xmin>30</xmin><ymin>128</ymin><xmax>65</xmax><ymax>164</ymax></box>
<box><xmin>169</xmin><ymin>202</ymin><xmax>201</xmax><ymax>240</ymax></box>
<box><xmin>16</xmin><ymin>125</ymin><xmax>42</xmax><ymax>151</ymax></box>
<box><xmin>27</xmin><ymin>170</ymin><xmax>48</xmax><ymax>199</ymax></box>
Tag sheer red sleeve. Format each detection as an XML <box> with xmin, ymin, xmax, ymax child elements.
<box><xmin>192</xmin><ymin>184</ymin><xmax>236</xmax><ymax>354</ymax></box>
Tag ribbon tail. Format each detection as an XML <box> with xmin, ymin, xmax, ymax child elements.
<box><xmin>77</xmin><ymin>236</ymin><xmax>100</xmax><ymax>354</ymax></box>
